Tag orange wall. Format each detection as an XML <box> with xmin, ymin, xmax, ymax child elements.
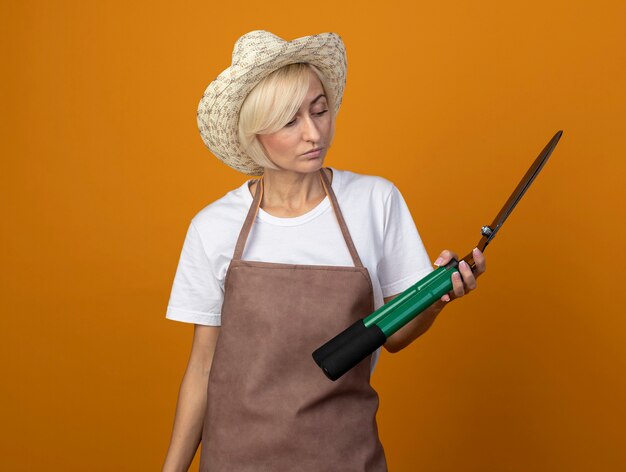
<box><xmin>2</xmin><ymin>1</ymin><xmax>625</xmax><ymax>470</ymax></box>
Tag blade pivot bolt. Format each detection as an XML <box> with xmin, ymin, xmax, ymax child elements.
<box><xmin>481</xmin><ymin>226</ymin><xmax>494</xmax><ymax>237</ymax></box>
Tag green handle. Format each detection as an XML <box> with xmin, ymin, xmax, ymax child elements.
<box><xmin>366</xmin><ymin>262</ymin><xmax>459</xmax><ymax>337</ymax></box>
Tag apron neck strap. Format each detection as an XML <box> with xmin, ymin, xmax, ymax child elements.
<box><xmin>232</xmin><ymin>168</ymin><xmax>364</xmax><ymax>268</ymax></box>
<box><xmin>318</xmin><ymin>168</ymin><xmax>364</xmax><ymax>268</ymax></box>
<box><xmin>232</xmin><ymin>173</ymin><xmax>264</xmax><ymax>261</ymax></box>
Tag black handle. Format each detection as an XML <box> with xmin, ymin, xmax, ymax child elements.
<box><xmin>312</xmin><ymin>319</ymin><xmax>368</xmax><ymax>367</ymax></box>
<box><xmin>318</xmin><ymin>324</ymin><xmax>387</xmax><ymax>381</ymax></box>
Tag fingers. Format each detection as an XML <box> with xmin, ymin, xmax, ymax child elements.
<box><xmin>435</xmin><ymin>249</ymin><xmax>461</xmax><ymax>303</ymax></box>
<box><xmin>452</xmin><ymin>270</ymin><xmax>465</xmax><ymax>297</ymax></box>
<box><xmin>472</xmin><ymin>247</ymin><xmax>486</xmax><ymax>275</ymax></box>
<box><xmin>434</xmin><ymin>249</ymin><xmax>458</xmax><ymax>267</ymax></box>
<box><xmin>458</xmin><ymin>260</ymin><xmax>476</xmax><ymax>290</ymax></box>
<box><xmin>435</xmin><ymin>247</ymin><xmax>488</xmax><ymax>305</ymax></box>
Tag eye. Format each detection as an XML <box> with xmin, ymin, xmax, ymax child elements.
<box><xmin>315</xmin><ymin>110</ymin><xmax>329</xmax><ymax>117</ymax></box>
<box><xmin>285</xmin><ymin>118</ymin><xmax>297</xmax><ymax>127</ymax></box>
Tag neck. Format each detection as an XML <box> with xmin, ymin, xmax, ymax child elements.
<box><xmin>257</xmin><ymin>167</ymin><xmax>329</xmax><ymax>217</ymax></box>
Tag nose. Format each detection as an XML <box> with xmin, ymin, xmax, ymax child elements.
<box><xmin>301</xmin><ymin>114</ymin><xmax>321</xmax><ymax>143</ymax></box>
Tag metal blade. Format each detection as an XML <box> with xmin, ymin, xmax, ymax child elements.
<box><xmin>475</xmin><ymin>130</ymin><xmax>563</xmax><ymax>253</ymax></box>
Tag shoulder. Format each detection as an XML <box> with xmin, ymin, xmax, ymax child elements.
<box><xmin>331</xmin><ymin>169</ymin><xmax>402</xmax><ymax>231</ymax></box>
<box><xmin>188</xmin><ymin>180</ymin><xmax>253</xmax><ymax>245</ymax></box>
<box><xmin>332</xmin><ymin>168</ymin><xmax>396</xmax><ymax>200</ymax></box>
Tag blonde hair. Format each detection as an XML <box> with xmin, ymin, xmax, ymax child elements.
<box><xmin>237</xmin><ymin>63</ymin><xmax>336</xmax><ymax>170</ymax></box>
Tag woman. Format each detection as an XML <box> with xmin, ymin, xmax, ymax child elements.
<box><xmin>163</xmin><ymin>30</ymin><xmax>486</xmax><ymax>471</ymax></box>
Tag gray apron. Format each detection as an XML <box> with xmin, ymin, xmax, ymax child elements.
<box><xmin>199</xmin><ymin>168</ymin><xmax>387</xmax><ymax>471</ymax></box>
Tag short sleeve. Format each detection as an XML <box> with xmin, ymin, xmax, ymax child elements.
<box><xmin>165</xmin><ymin>221</ymin><xmax>223</xmax><ymax>326</ymax></box>
<box><xmin>378</xmin><ymin>185</ymin><xmax>434</xmax><ymax>297</ymax></box>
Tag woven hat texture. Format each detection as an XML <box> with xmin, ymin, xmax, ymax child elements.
<box><xmin>197</xmin><ymin>30</ymin><xmax>347</xmax><ymax>175</ymax></box>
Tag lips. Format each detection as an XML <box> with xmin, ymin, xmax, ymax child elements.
<box><xmin>301</xmin><ymin>147</ymin><xmax>323</xmax><ymax>156</ymax></box>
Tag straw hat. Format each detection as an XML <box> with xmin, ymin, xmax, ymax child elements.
<box><xmin>197</xmin><ymin>30</ymin><xmax>347</xmax><ymax>175</ymax></box>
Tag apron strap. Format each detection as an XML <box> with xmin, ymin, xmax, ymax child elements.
<box><xmin>232</xmin><ymin>168</ymin><xmax>364</xmax><ymax>268</ymax></box>
<box><xmin>319</xmin><ymin>168</ymin><xmax>364</xmax><ymax>268</ymax></box>
<box><xmin>232</xmin><ymin>173</ymin><xmax>264</xmax><ymax>261</ymax></box>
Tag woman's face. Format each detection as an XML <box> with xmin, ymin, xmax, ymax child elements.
<box><xmin>258</xmin><ymin>69</ymin><xmax>333</xmax><ymax>174</ymax></box>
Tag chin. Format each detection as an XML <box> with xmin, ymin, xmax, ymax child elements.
<box><xmin>304</xmin><ymin>160</ymin><xmax>325</xmax><ymax>174</ymax></box>
<box><xmin>285</xmin><ymin>157</ymin><xmax>325</xmax><ymax>174</ymax></box>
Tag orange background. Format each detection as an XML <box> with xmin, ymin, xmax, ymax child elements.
<box><xmin>2</xmin><ymin>0</ymin><xmax>625</xmax><ymax>470</ymax></box>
